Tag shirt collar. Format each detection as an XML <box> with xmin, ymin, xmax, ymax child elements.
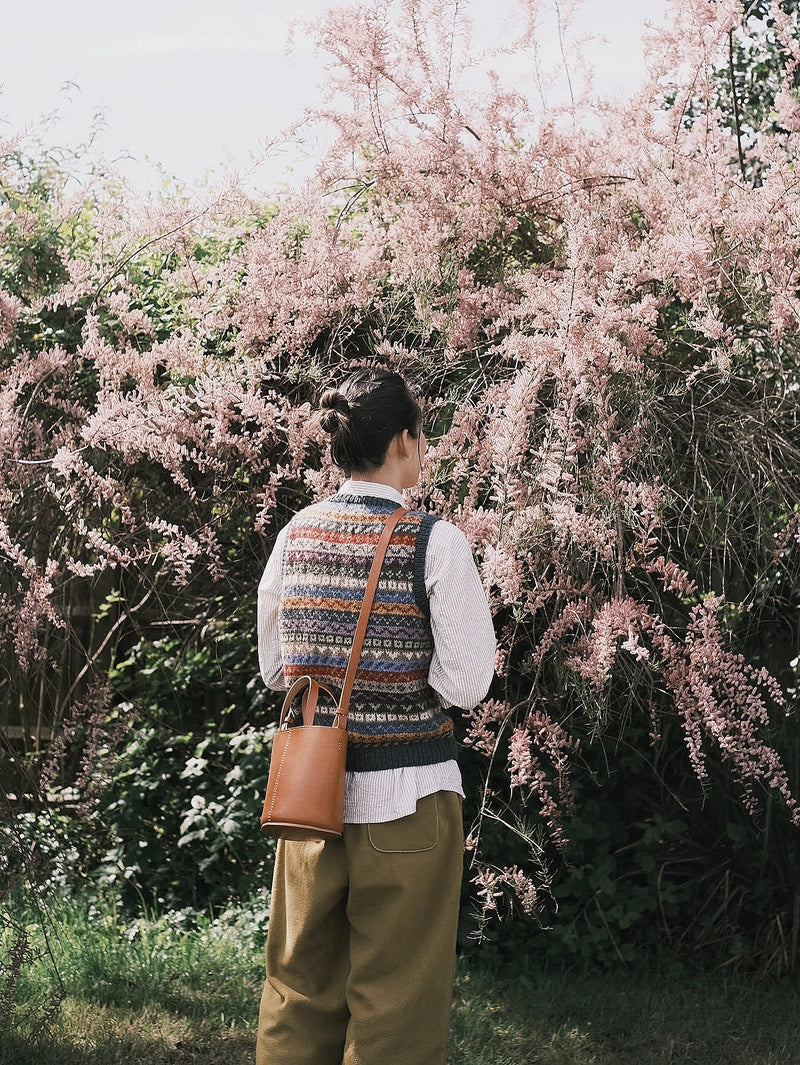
<box><xmin>339</xmin><ymin>479</ymin><xmax>406</xmax><ymax>506</ymax></box>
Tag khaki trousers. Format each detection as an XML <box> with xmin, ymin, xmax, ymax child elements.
<box><xmin>256</xmin><ymin>791</ymin><xmax>464</xmax><ymax>1065</ymax></box>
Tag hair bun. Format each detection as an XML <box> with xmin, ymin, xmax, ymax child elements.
<box><xmin>319</xmin><ymin>388</ymin><xmax>350</xmax><ymax>434</ymax></box>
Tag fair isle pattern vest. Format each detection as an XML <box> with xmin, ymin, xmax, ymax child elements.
<box><xmin>278</xmin><ymin>494</ymin><xmax>457</xmax><ymax>771</ymax></box>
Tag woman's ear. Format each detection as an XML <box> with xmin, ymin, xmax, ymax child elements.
<box><xmin>397</xmin><ymin>429</ymin><xmax>417</xmax><ymax>461</ymax></box>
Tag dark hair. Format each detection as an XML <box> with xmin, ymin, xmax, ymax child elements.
<box><xmin>319</xmin><ymin>366</ymin><xmax>421</xmax><ymax>473</ymax></box>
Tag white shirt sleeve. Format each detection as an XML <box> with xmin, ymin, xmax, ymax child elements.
<box><xmin>425</xmin><ymin>520</ymin><xmax>496</xmax><ymax>710</ymax></box>
<box><xmin>257</xmin><ymin>524</ymin><xmax>289</xmax><ymax>691</ymax></box>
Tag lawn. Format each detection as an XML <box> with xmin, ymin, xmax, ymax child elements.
<box><xmin>3</xmin><ymin>897</ymin><xmax>799</xmax><ymax>1065</ymax></box>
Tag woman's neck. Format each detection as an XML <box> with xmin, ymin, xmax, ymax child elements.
<box><xmin>349</xmin><ymin>469</ymin><xmax>406</xmax><ymax>493</ymax></box>
<box><xmin>349</xmin><ymin>430</ymin><xmax>422</xmax><ymax>492</ymax></box>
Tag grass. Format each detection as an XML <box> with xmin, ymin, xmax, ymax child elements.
<box><xmin>448</xmin><ymin>965</ymin><xmax>800</xmax><ymax>1065</ymax></box>
<box><xmin>2</xmin><ymin>895</ymin><xmax>800</xmax><ymax>1065</ymax></box>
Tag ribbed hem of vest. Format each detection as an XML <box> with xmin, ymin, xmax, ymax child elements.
<box><xmin>345</xmin><ymin>733</ymin><xmax>458</xmax><ymax>772</ymax></box>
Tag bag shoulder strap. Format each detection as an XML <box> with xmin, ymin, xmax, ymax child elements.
<box><xmin>338</xmin><ymin>505</ymin><xmax>408</xmax><ymax>716</ymax></box>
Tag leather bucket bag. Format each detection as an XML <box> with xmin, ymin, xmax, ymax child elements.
<box><xmin>260</xmin><ymin>506</ymin><xmax>408</xmax><ymax>841</ymax></box>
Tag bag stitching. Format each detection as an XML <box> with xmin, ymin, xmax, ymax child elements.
<box><xmin>266</xmin><ymin>732</ymin><xmax>292</xmax><ymax>823</ymax></box>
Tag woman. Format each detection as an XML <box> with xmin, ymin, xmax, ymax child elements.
<box><xmin>256</xmin><ymin>366</ymin><xmax>495</xmax><ymax>1065</ymax></box>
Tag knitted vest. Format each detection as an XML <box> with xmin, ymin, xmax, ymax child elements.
<box><xmin>278</xmin><ymin>493</ymin><xmax>457</xmax><ymax>771</ymax></box>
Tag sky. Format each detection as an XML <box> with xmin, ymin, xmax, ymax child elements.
<box><xmin>0</xmin><ymin>0</ymin><xmax>669</xmax><ymax>195</ymax></box>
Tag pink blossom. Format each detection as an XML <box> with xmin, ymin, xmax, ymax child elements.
<box><xmin>0</xmin><ymin>289</ymin><xmax>23</xmax><ymax>347</ymax></box>
<box><xmin>3</xmin><ymin>0</ymin><xmax>800</xmax><ymax>932</ymax></box>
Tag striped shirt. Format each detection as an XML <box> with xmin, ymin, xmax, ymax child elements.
<box><xmin>258</xmin><ymin>480</ymin><xmax>496</xmax><ymax>822</ymax></box>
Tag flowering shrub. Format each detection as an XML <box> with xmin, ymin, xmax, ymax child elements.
<box><xmin>1</xmin><ymin>0</ymin><xmax>800</xmax><ymax>959</ymax></box>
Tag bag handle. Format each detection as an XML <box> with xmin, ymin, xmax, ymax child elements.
<box><xmin>279</xmin><ymin>675</ymin><xmax>340</xmax><ymax>728</ymax></box>
<box><xmin>280</xmin><ymin>506</ymin><xmax>408</xmax><ymax>729</ymax></box>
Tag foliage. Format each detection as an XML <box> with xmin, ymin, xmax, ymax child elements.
<box><xmin>714</xmin><ymin>0</ymin><xmax>800</xmax><ymax>181</ymax></box>
<box><xmin>0</xmin><ymin>705</ymin><xmax>278</xmax><ymax>913</ymax></box>
<box><xmin>1</xmin><ymin>0</ymin><xmax>800</xmax><ymax>976</ymax></box>
<box><xmin>459</xmin><ymin>711</ymin><xmax>800</xmax><ymax>974</ymax></box>
<box><xmin>91</xmin><ymin>722</ymin><xmax>276</xmax><ymax>910</ymax></box>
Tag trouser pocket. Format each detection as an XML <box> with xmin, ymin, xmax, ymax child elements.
<box><xmin>367</xmin><ymin>792</ymin><xmax>439</xmax><ymax>853</ymax></box>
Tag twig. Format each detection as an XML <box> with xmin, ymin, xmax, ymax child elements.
<box><xmin>728</xmin><ymin>30</ymin><xmax>746</xmax><ymax>182</ymax></box>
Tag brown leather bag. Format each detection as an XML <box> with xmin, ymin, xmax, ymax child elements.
<box><xmin>259</xmin><ymin>506</ymin><xmax>408</xmax><ymax>841</ymax></box>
